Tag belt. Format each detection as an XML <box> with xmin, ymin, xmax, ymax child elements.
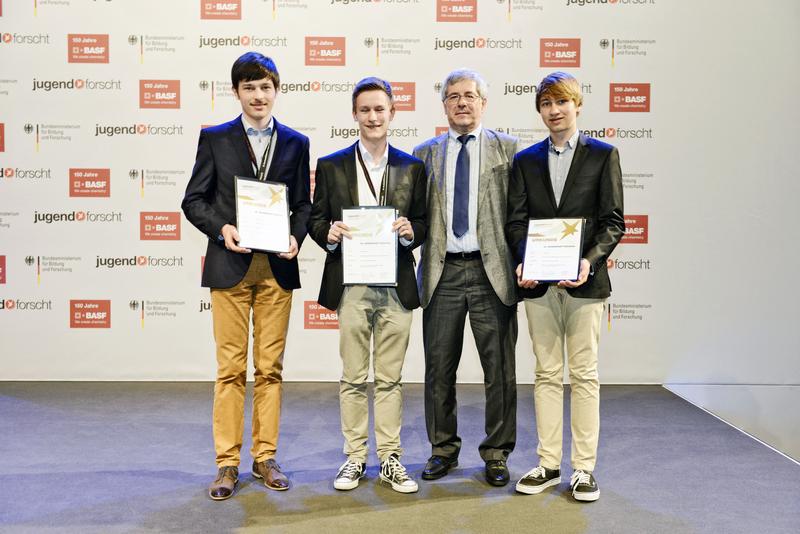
<box><xmin>445</xmin><ymin>250</ymin><xmax>481</xmax><ymax>260</ymax></box>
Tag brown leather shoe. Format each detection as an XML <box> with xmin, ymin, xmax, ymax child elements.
<box><xmin>208</xmin><ymin>466</ymin><xmax>239</xmax><ymax>500</ymax></box>
<box><xmin>252</xmin><ymin>458</ymin><xmax>290</xmax><ymax>491</ymax></box>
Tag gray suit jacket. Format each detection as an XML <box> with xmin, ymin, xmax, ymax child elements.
<box><xmin>413</xmin><ymin>128</ymin><xmax>519</xmax><ymax>308</ymax></box>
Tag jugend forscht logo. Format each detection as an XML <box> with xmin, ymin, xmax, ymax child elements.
<box><xmin>0</xmin><ymin>298</ymin><xmax>53</xmax><ymax>311</ymax></box>
<box><xmin>32</xmin><ymin>78</ymin><xmax>122</xmax><ymax>91</ymax></box>
<box><xmin>96</xmin><ymin>255</ymin><xmax>184</xmax><ymax>269</ymax></box>
<box><xmin>1</xmin><ymin>32</ymin><xmax>50</xmax><ymax>45</ymax></box>
<box><xmin>33</xmin><ymin>210</ymin><xmax>122</xmax><ymax>224</ymax></box>
<box><xmin>94</xmin><ymin>123</ymin><xmax>184</xmax><ymax>137</ymax></box>
<box><xmin>433</xmin><ymin>36</ymin><xmax>521</xmax><ymax>51</ymax></box>
<box><xmin>198</xmin><ymin>34</ymin><xmax>288</xmax><ymax>48</ymax></box>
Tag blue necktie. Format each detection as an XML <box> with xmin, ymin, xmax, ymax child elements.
<box><xmin>453</xmin><ymin>134</ymin><xmax>473</xmax><ymax>238</ymax></box>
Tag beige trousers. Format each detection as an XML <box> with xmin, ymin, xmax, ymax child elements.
<box><xmin>210</xmin><ymin>253</ymin><xmax>292</xmax><ymax>467</ymax></box>
<box><xmin>524</xmin><ymin>285</ymin><xmax>604</xmax><ymax>472</ymax></box>
<box><xmin>337</xmin><ymin>285</ymin><xmax>412</xmax><ymax>463</ymax></box>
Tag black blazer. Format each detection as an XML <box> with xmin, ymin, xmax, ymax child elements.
<box><xmin>308</xmin><ymin>143</ymin><xmax>427</xmax><ymax>311</ymax></box>
<box><xmin>505</xmin><ymin>134</ymin><xmax>624</xmax><ymax>299</ymax></box>
<box><xmin>182</xmin><ymin>115</ymin><xmax>311</xmax><ymax>290</ymax></box>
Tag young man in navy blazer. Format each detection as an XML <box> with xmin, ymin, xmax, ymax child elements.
<box><xmin>182</xmin><ymin>52</ymin><xmax>311</xmax><ymax>500</ymax></box>
<box><xmin>506</xmin><ymin>72</ymin><xmax>624</xmax><ymax>502</ymax></box>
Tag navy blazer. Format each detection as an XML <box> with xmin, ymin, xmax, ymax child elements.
<box><xmin>505</xmin><ymin>134</ymin><xmax>624</xmax><ymax>300</ymax></box>
<box><xmin>308</xmin><ymin>143</ymin><xmax>427</xmax><ymax>311</ymax></box>
<box><xmin>182</xmin><ymin>115</ymin><xmax>311</xmax><ymax>290</ymax></box>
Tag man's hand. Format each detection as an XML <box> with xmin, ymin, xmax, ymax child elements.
<box><xmin>516</xmin><ymin>263</ymin><xmax>539</xmax><ymax>289</ymax></box>
<box><xmin>221</xmin><ymin>224</ymin><xmax>251</xmax><ymax>254</ymax></box>
<box><xmin>277</xmin><ymin>235</ymin><xmax>299</xmax><ymax>260</ymax></box>
<box><xmin>392</xmin><ymin>216</ymin><xmax>414</xmax><ymax>241</ymax></box>
<box><xmin>327</xmin><ymin>221</ymin><xmax>351</xmax><ymax>244</ymax></box>
<box><xmin>558</xmin><ymin>258</ymin><xmax>591</xmax><ymax>288</ymax></box>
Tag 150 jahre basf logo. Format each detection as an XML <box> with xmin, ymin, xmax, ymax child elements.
<box><xmin>305</xmin><ymin>37</ymin><xmax>346</xmax><ymax>66</ymax></box>
<box><xmin>140</xmin><ymin>212</ymin><xmax>180</xmax><ymax>240</ymax></box>
<box><xmin>389</xmin><ymin>82</ymin><xmax>415</xmax><ymax>111</ymax></box>
<box><xmin>201</xmin><ymin>0</ymin><xmax>241</xmax><ymax>19</ymax></box>
<box><xmin>0</xmin><ymin>256</ymin><xmax>5</xmax><ymax>284</ymax></box>
<box><xmin>70</xmin><ymin>299</ymin><xmax>110</xmax><ymax>328</ymax></box>
<box><xmin>437</xmin><ymin>0</ymin><xmax>477</xmax><ymax>22</ymax></box>
<box><xmin>609</xmin><ymin>83</ymin><xmax>650</xmax><ymax>112</ymax></box>
<box><xmin>67</xmin><ymin>34</ymin><xmax>109</xmax><ymax>63</ymax></box>
<box><xmin>70</xmin><ymin>168</ymin><xmax>110</xmax><ymax>197</ymax></box>
<box><xmin>620</xmin><ymin>215</ymin><xmax>648</xmax><ymax>243</ymax></box>
<box><xmin>139</xmin><ymin>80</ymin><xmax>180</xmax><ymax>109</ymax></box>
<box><xmin>304</xmin><ymin>301</ymin><xmax>338</xmax><ymax>329</ymax></box>
<box><xmin>540</xmin><ymin>38</ymin><xmax>580</xmax><ymax>68</ymax></box>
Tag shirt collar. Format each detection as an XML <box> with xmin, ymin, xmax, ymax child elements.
<box><xmin>242</xmin><ymin>115</ymin><xmax>274</xmax><ymax>137</ymax></box>
<box><xmin>357</xmin><ymin>140</ymin><xmax>389</xmax><ymax>167</ymax></box>
<box><xmin>449</xmin><ymin>124</ymin><xmax>482</xmax><ymax>143</ymax></box>
<box><xmin>549</xmin><ymin>129</ymin><xmax>580</xmax><ymax>153</ymax></box>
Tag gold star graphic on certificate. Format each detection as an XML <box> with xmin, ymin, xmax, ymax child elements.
<box><xmin>560</xmin><ymin>220</ymin><xmax>579</xmax><ymax>240</ymax></box>
<box><xmin>269</xmin><ymin>187</ymin><xmax>283</xmax><ymax>207</ymax></box>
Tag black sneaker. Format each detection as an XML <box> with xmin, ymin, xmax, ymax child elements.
<box><xmin>333</xmin><ymin>459</ymin><xmax>366</xmax><ymax>491</ymax></box>
<box><xmin>570</xmin><ymin>470</ymin><xmax>600</xmax><ymax>502</ymax></box>
<box><xmin>380</xmin><ymin>454</ymin><xmax>418</xmax><ymax>494</ymax></box>
<box><xmin>515</xmin><ymin>465</ymin><xmax>561</xmax><ymax>495</ymax></box>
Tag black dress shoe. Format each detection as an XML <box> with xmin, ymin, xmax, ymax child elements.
<box><xmin>422</xmin><ymin>455</ymin><xmax>458</xmax><ymax>480</ymax></box>
<box><xmin>485</xmin><ymin>460</ymin><xmax>510</xmax><ymax>487</ymax></box>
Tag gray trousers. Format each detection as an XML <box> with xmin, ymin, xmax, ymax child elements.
<box><xmin>422</xmin><ymin>256</ymin><xmax>517</xmax><ymax>461</ymax></box>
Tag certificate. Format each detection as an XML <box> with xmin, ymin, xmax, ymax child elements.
<box><xmin>522</xmin><ymin>218</ymin><xmax>584</xmax><ymax>282</ymax></box>
<box><xmin>342</xmin><ymin>206</ymin><xmax>398</xmax><ymax>286</ymax></box>
<box><xmin>234</xmin><ymin>176</ymin><xmax>290</xmax><ymax>253</ymax></box>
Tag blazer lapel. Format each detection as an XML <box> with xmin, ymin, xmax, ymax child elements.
<box><xmin>385</xmin><ymin>145</ymin><xmax>399</xmax><ymax>207</ymax></box>
<box><xmin>264</xmin><ymin>117</ymin><xmax>284</xmax><ymax>183</ymax></box>
<box><xmin>229</xmin><ymin>116</ymin><xmax>255</xmax><ymax>179</ymax></box>
<box><xmin>343</xmin><ymin>142</ymin><xmax>359</xmax><ymax>206</ymax></box>
<box><xmin>432</xmin><ymin>134</ymin><xmax>448</xmax><ymax>229</ymax></box>
<box><xmin>558</xmin><ymin>133</ymin><xmax>589</xmax><ymax>208</ymax></box>
<box><xmin>536</xmin><ymin>141</ymin><xmax>558</xmax><ymax>212</ymax></box>
<box><xmin>478</xmin><ymin>129</ymin><xmax>500</xmax><ymax>211</ymax></box>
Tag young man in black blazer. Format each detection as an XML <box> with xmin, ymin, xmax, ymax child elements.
<box><xmin>506</xmin><ymin>72</ymin><xmax>624</xmax><ymax>502</ymax></box>
<box><xmin>308</xmin><ymin>78</ymin><xmax>427</xmax><ymax>493</ymax></box>
<box><xmin>182</xmin><ymin>52</ymin><xmax>311</xmax><ymax>500</ymax></box>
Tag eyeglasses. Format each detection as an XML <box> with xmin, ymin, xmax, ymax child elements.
<box><xmin>444</xmin><ymin>93</ymin><xmax>482</xmax><ymax>105</ymax></box>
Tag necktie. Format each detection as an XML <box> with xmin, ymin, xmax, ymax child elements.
<box><xmin>453</xmin><ymin>134</ymin><xmax>473</xmax><ymax>238</ymax></box>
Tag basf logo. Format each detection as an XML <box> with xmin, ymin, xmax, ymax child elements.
<box><xmin>139</xmin><ymin>80</ymin><xmax>180</xmax><ymax>109</ymax></box>
<box><xmin>69</xmin><ymin>168</ymin><xmax>110</xmax><ymax>197</ymax></box>
<box><xmin>609</xmin><ymin>83</ymin><xmax>650</xmax><ymax>112</ymax></box>
<box><xmin>540</xmin><ymin>38</ymin><xmax>580</xmax><ymax>68</ymax></box>
<box><xmin>620</xmin><ymin>215</ymin><xmax>648</xmax><ymax>243</ymax></box>
<box><xmin>140</xmin><ymin>212</ymin><xmax>181</xmax><ymax>240</ymax></box>
<box><xmin>70</xmin><ymin>299</ymin><xmax>111</xmax><ymax>328</ymax></box>
<box><xmin>201</xmin><ymin>0</ymin><xmax>241</xmax><ymax>19</ymax></box>
<box><xmin>437</xmin><ymin>0</ymin><xmax>477</xmax><ymax>22</ymax></box>
<box><xmin>67</xmin><ymin>34</ymin><xmax>109</xmax><ymax>63</ymax></box>
<box><xmin>304</xmin><ymin>301</ymin><xmax>338</xmax><ymax>329</ymax></box>
<box><xmin>305</xmin><ymin>37</ymin><xmax>346</xmax><ymax>66</ymax></box>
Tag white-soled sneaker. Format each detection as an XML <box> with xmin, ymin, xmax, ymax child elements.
<box><xmin>333</xmin><ymin>460</ymin><xmax>366</xmax><ymax>491</ymax></box>
<box><xmin>570</xmin><ymin>470</ymin><xmax>600</xmax><ymax>502</ymax></box>
<box><xmin>515</xmin><ymin>465</ymin><xmax>561</xmax><ymax>495</ymax></box>
<box><xmin>380</xmin><ymin>454</ymin><xmax>418</xmax><ymax>494</ymax></box>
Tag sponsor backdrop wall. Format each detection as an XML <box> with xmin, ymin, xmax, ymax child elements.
<box><xmin>1</xmin><ymin>0</ymin><xmax>797</xmax><ymax>386</ymax></box>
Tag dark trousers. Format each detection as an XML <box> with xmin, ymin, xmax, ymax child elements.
<box><xmin>423</xmin><ymin>256</ymin><xmax>517</xmax><ymax>461</ymax></box>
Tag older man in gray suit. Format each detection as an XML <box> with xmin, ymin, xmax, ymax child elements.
<box><xmin>413</xmin><ymin>69</ymin><xmax>519</xmax><ymax>487</ymax></box>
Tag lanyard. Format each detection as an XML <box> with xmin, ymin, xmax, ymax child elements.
<box><xmin>356</xmin><ymin>147</ymin><xmax>388</xmax><ymax>205</ymax></box>
<box><xmin>244</xmin><ymin>127</ymin><xmax>276</xmax><ymax>181</ymax></box>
